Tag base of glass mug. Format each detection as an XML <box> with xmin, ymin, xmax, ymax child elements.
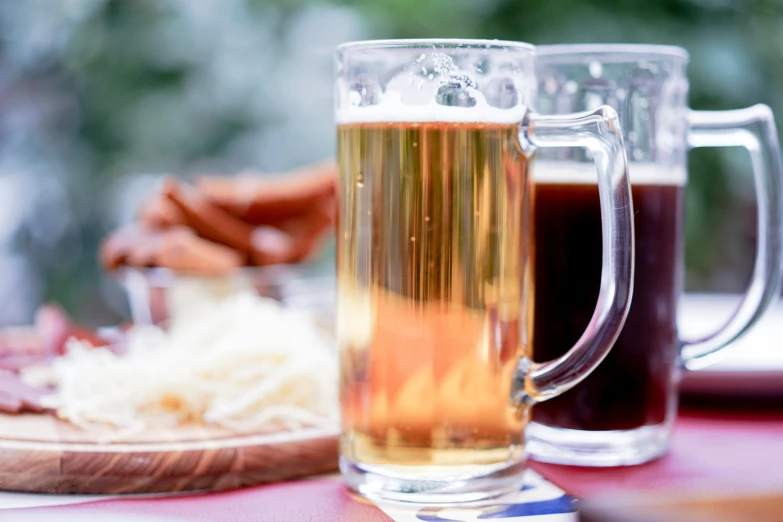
<box><xmin>526</xmin><ymin>422</ymin><xmax>671</xmax><ymax>466</ymax></box>
<box><xmin>340</xmin><ymin>456</ymin><xmax>527</xmax><ymax>503</ymax></box>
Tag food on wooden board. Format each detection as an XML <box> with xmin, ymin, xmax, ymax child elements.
<box><xmin>0</xmin><ymin>305</ymin><xmax>107</xmax><ymax>414</ymax></box>
<box><xmin>0</xmin><ymin>370</ymin><xmax>46</xmax><ymax>414</ymax></box>
<box><xmin>0</xmin><ymin>304</ymin><xmax>105</xmax><ymax>372</ymax></box>
<box><xmin>3</xmin><ymin>163</ymin><xmax>339</xmax><ymax>431</ymax></box>
<box><xmin>21</xmin><ymin>276</ymin><xmax>338</xmax><ymax>434</ymax></box>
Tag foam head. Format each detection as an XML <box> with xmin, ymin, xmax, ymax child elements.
<box><xmin>532</xmin><ymin>160</ymin><xmax>687</xmax><ymax>186</ymax></box>
<box><xmin>335</xmin><ymin>44</ymin><xmax>534</xmax><ymax>125</ymax></box>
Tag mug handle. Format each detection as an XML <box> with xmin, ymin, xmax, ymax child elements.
<box><xmin>511</xmin><ymin>106</ymin><xmax>635</xmax><ymax>407</ymax></box>
<box><xmin>681</xmin><ymin>105</ymin><xmax>783</xmax><ymax>369</ymax></box>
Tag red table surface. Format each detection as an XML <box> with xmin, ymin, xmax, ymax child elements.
<box><xmin>5</xmin><ymin>477</ymin><xmax>395</xmax><ymax>522</ymax></box>
<box><xmin>530</xmin><ymin>397</ymin><xmax>783</xmax><ymax>500</ymax></box>
<box><xmin>4</xmin><ymin>399</ymin><xmax>781</xmax><ymax>521</ymax></box>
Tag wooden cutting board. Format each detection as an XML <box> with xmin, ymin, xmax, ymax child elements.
<box><xmin>0</xmin><ymin>412</ymin><xmax>339</xmax><ymax>494</ymax></box>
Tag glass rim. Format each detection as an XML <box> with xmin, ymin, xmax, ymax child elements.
<box><xmin>538</xmin><ymin>44</ymin><xmax>689</xmax><ymax>63</ymax></box>
<box><xmin>336</xmin><ymin>38</ymin><xmax>536</xmax><ymax>54</ymax></box>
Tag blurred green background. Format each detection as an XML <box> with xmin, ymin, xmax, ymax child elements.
<box><xmin>0</xmin><ymin>0</ymin><xmax>779</xmax><ymax>325</ymax></box>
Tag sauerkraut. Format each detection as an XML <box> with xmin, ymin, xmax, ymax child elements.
<box><xmin>23</xmin><ymin>277</ymin><xmax>338</xmax><ymax>434</ymax></box>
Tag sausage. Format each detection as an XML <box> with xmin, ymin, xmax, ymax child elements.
<box><xmin>138</xmin><ymin>194</ymin><xmax>186</xmax><ymax>229</ymax></box>
<box><xmin>155</xmin><ymin>227</ymin><xmax>245</xmax><ymax>273</ymax></box>
<box><xmin>163</xmin><ymin>179</ymin><xmax>257</xmax><ymax>254</ymax></box>
<box><xmin>100</xmin><ymin>225</ymin><xmax>245</xmax><ymax>274</ymax></box>
<box><xmin>195</xmin><ymin>161</ymin><xmax>337</xmax><ymax>223</ymax></box>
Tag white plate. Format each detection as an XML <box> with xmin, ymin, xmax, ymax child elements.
<box><xmin>679</xmin><ymin>293</ymin><xmax>783</xmax><ymax>396</ymax></box>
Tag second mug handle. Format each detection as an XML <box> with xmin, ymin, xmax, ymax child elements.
<box><xmin>681</xmin><ymin>105</ymin><xmax>783</xmax><ymax>369</ymax></box>
<box><xmin>511</xmin><ymin>106</ymin><xmax>635</xmax><ymax>407</ymax></box>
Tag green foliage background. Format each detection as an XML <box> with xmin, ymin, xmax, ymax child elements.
<box><xmin>0</xmin><ymin>0</ymin><xmax>779</xmax><ymax>324</ymax></box>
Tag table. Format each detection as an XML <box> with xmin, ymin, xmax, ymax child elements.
<box><xmin>0</xmin><ymin>471</ymin><xmax>576</xmax><ymax>521</ymax></box>
<box><xmin>532</xmin><ymin>398</ymin><xmax>783</xmax><ymax>500</ymax></box>
<box><xmin>2</xmin><ymin>401</ymin><xmax>780</xmax><ymax>521</ymax></box>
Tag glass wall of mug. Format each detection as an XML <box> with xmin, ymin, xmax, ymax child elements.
<box><xmin>335</xmin><ymin>39</ymin><xmax>636</xmax><ymax>503</ymax></box>
<box><xmin>530</xmin><ymin>44</ymin><xmax>783</xmax><ymax>466</ymax></box>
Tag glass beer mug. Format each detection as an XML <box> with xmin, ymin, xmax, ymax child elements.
<box><xmin>334</xmin><ymin>39</ymin><xmax>635</xmax><ymax>503</ymax></box>
<box><xmin>530</xmin><ymin>44</ymin><xmax>783</xmax><ymax>466</ymax></box>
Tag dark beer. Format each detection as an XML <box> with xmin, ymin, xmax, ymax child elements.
<box><xmin>532</xmin><ymin>162</ymin><xmax>685</xmax><ymax>431</ymax></box>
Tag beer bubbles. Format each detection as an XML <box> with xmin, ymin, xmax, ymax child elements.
<box><xmin>436</xmin><ymin>80</ymin><xmax>478</xmax><ymax>108</ymax></box>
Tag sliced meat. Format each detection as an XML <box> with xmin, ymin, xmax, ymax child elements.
<box><xmin>0</xmin><ymin>353</ymin><xmax>51</xmax><ymax>373</ymax></box>
<box><xmin>0</xmin><ymin>304</ymin><xmax>106</xmax><ymax>373</ymax></box>
<box><xmin>0</xmin><ymin>326</ymin><xmax>43</xmax><ymax>358</ymax></box>
<box><xmin>36</xmin><ymin>303</ymin><xmax>106</xmax><ymax>356</ymax></box>
<box><xmin>0</xmin><ymin>369</ymin><xmax>47</xmax><ymax>414</ymax></box>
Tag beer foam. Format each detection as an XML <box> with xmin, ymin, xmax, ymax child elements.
<box><xmin>336</xmin><ymin>89</ymin><xmax>528</xmax><ymax>125</ymax></box>
<box><xmin>532</xmin><ymin>160</ymin><xmax>687</xmax><ymax>186</ymax></box>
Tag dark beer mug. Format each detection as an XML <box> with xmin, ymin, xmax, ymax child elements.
<box><xmin>529</xmin><ymin>44</ymin><xmax>783</xmax><ymax>466</ymax></box>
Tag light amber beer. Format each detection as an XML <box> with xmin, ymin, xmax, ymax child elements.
<box><xmin>337</xmin><ymin>121</ymin><xmax>533</xmax><ymax>470</ymax></box>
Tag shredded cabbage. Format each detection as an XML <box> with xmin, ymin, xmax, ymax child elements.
<box><xmin>24</xmin><ymin>277</ymin><xmax>338</xmax><ymax>434</ymax></box>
